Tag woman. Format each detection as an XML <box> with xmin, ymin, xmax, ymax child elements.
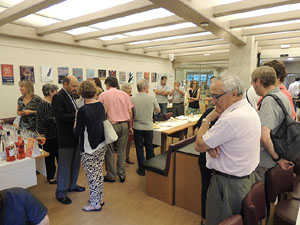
<box><xmin>36</xmin><ymin>84</ymin><xmax>59</xmax><ymax>184</ymax></box>
<box><xmin>17</xmin><ymin>80</ymin><xmax>42</xmax><ymax>131</ymax></box>
<box><xmin>121</xmin><ymin>83</ymin><xmax>134</xmax><ymax>165</ymax></box>
<box><xmin>187</xmin><ymin>80</ymin><xmax>200</xmax><ymax>115</ymax></box>
<box><xmin>73</xmin><ymin>80</ymin><xmax>107</xmax><ymax>212</ymax></box>
<box><xmin>92</xmin><ymin>77</ymin><xmax>104</xmax><ymax>93</ymax></box>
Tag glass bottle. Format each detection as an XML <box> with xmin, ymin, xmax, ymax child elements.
<box><xmin>16</xmin><ymin>130</ymin><xmax>25</xmax><ymax>160</ymax></box>
<box><xmin>5</xmin><ymin>131</ymin><xmax>16</xmax><ymax>162</ymax></box>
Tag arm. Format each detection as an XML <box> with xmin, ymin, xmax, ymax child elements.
<box><xmin>161</xmin><ymin>90</ymin><xmax>170</xmax><ymax>96</ymax></box>
<box><xmin>169</xmin><ymin>89</ymin><xmax>175</xmax><ymax>96</ymax></box>
<box><xmin>128</xmin><ymin>109</ymin><xmax>133</xmax><ymax>135</ymax></box>
<box><xmin>37</xmin><ymin>215</ymin><xmax>50</xmax><ymax>225</ymax></box>
<box><xmin>190</xmin><ymin>89</ymin><xmax>200</xmax><ymax>101</ymax></box>
<box><xmin>73</xmin><ymin>109</ymin><xmax>85</xmax><ymax>138</ymax></box>
<box><xmin>52</xmin><ymin>94</ymin><xmax>75</xmax><ymax>124</ymax></box>
<box><xmin>153</xmin><ymin>89</ymin><xmax>162</xmax><ymax>95</ymax></box>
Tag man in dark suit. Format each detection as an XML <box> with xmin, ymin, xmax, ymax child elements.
<box><xmin>52</xmin><ymin>75</ymin><xmax>85</xmax><ymax>205</ymax></box>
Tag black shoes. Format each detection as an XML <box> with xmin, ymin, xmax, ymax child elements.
<box><xmin>136</xmin><ymin>168</ymin><xmax>145</xmax><ymax>176</ymax></box>
<box><xmin>104</xmin><ymin>176</ymin><xmax>115</xmax><ymax>182</ymax></box>
<box><xmin>69</xmin><ymin>186</ymin><xmax>86</xmax><ymax>192</ymax></box>
<box><xmin>48</xmin><ymin>179</ymin><xmax>57</xmax><ymax>185</ymax></box>
<box><xmin>57</xmin><ymin>196</ymin><xmax>72</xmax><ymax>204</ymax></box>
<box><xmin>119</xmin><ymin>176</ymin><xmax>126</xmax><ymax>183</ymax></box>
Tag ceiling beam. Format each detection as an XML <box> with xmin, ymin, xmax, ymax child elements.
<box><xmin>258</xmin><ymin>37</ymin><xmax>300</xmax><ymax>46</ymax></box>
<box><xmin>159</xmin><ymin>44</ymin><xmax>229</xmax><ymax>54</ymax></box>
<box><xmin>0</xmin><ymin>0</ymin><xmax>65</xmax><ymax>26</ymax></box>
<box><xmin>171</xmin><ymin>49</ymin><xmax>229</xmax><ymax>57</ymax></box>
<box><xmin>175</xmin><ymin>53</ymin><xmax>229</xmax><ymax>63</ymax></box>
<box><xmin>102</xmin><ymin>27</ymin><xmax>204</xmax><ymax>46</ymax></box>
<box><xmin>230</xmin><ymin>9</ymin><xmax>300</xmax><ymax>28</ymax></box>
<box><xmin>260</xmin><ymin>43</ymin><xmax>300</xmax><ymax>49</ymax></box>
<box><xmin>36</xmin><ymin>0</ymin><xmax>157</xmax><ymax>36</ymax></box>
<box><xmin>144</xmin><ymin>39</ymin><xmax>228</xmax><ymax>52</ymax></box>
<box><xmin>148</xmin><ymin>0</ymin><xmax>246</xmax><ymax>45</ymax></box>
<box><xmin>255</xmin><ymin>31</ymin><xmax>300</xmax><ymax>41</ymax></box>
<box><xmin>213</xmin><ymin>0</ymin><xmax>299</xmax><ymax>17</ymax></box>
<box><xmin>242</xmin><ymin>22</ymin><xmax>300</xmax><ymax>36</ymax></box>
<box><xmin>126</xmin><ymin>33</ymin><xmax>218</xmax><ymax>49</ymax></box>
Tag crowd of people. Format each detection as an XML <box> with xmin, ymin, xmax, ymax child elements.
<box><xmin>1</xmin><ymin>59</ymin><xmax>299</xmax><ymax>225</ymax></box>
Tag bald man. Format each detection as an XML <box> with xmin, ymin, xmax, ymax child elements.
<box><xmin>52</xmin><ymin>75</ymin><xmax>85</xmax><ymax>205</ymax></box>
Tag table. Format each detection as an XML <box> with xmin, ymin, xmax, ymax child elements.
<box><xmin>153</xmin><ymin>115</ymin><xmax>200</xmax><ymax>153</ymax></box>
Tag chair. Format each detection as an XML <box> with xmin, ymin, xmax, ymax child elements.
<box><xmin>219</xmin><ymin>215</ymin><xmax>243</xmax><ymax>225</ymax></box>
<box><xmin>242</xmin><ymin>181</ymin><xmax>266</xmax><ymax>225</ymax></box>
<box><xmin>265</xmin><ymin>166</ymin><xmax>300</xmax><ymax>225</ymax></box>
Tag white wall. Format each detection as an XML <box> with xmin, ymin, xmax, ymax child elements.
<box><xmin>0</xmin><ymin>36</ymin><xmax>174</xmax><ymax>118</ymax></box>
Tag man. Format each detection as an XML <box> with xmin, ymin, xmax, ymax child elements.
<box><xmin>288</xmin><ymin>77</ymin><xmax>300</xmax><ymax>112</ymax></box>
<box><xmin>52</xmin><ymin>75</ymin><xmax>85</xmax><ymax>205</ymax></box>
<box><xmin>251</xmin><ymin>66</ymin><xmax>294</xmax><ymax>182</ymax></box>
<box><xmin>99</xmin><ymin>76</ymin><xmax>133</xmax><ymax>183</ymax></box>
<box><xmin>169</xmin><ymin>80</ymin><xmax>185</xmax><ymax>117</ymax></box>
<box><xmin>153</xmin><ymin>76</ymin><xmax>170</xmax><ymax>120</ymax></box>
<box><xmin>195</xmin><ymin>76</ymin><xmax>261</xmax><ymax>225</ymax></box>
<box><xmin>131</xmin><ymin>79</ymin><xmax>160</xmax><ymax>176</ymax></box>
<box><xmin>0</xmin><ymin>187</ymin><xmax>49</xmax><ymax>225</ymax></box>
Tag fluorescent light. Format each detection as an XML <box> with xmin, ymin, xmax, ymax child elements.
<box><xmin>204</xmin><ymin>53</ymin><xmax>210</xmax><ymax>56</ymax></box>
<box><xmin>281</xmin><ymin>44</ymin><xmax>290</xmax><ymax>49</ymax></box>
<box><xmin>287</xmin><ymin>57</ymin><xmax>294</xmax><ymax>61</ymax></box>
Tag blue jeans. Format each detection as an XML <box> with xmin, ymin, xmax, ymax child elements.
<box><xmin>155</xmin><ymin>103</ymin><xmax>167</xmax><ymax>121</ymax></box>
<box><xmin>133</xmin><ymin>129</ymin><xmax>155</xmax><ymax>173</ymax></box>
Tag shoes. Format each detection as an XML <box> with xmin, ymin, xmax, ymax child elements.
<box><xmin>69</xmin><ymin>186</ymin><xmax>86</xmax><ymax>192</ymax></box>
<box><xmin>104</xmin><ymin>176</ymin><xmax>115</xmax><ymax>183</ymax></box>
<box><xmin>88</xmin><ymin>200</ymin><xmax>105</xmax><ymax>207</ymax></box>
<box><xmin>136</xmin><ymin>168</ymin><xmax>145</xmax><ymax>176</ymax></box>
<box><xmin>48</xmin><ymin>179</ymin><xmax>57</xmax><ymax>185</ymax></box>
<box><xmin>126</xmin><ymin>159</ymin><xmax>134</xmax><ymax>164</ymax></box>
<box><xmin>56</xmin><ymin>196</ymin><xmax>72</xmax><ymax>204</ymax></box>
<box><xmin>119</xmin><ymin>176</ymin><xmax>126</xmax><ymax>183</ymax></box>
<box><xmin>82</xmin><ymin>204</ymin><xmax>102</xmax><ymax>212</ymax></box>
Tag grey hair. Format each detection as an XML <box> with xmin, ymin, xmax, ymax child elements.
<box><xmin>42</xmin><ymin>83</ymin><xmax>58</xmax><ymax>97</ymax></box>
<box><xmin>137</xmin><ymin>79</ymin><xmax>149</xmax><ymax>92</ymax></box>
<box><xmin>216</xmin><ymin>76</ymin><xmax>244</xmax><ymax>96</ymax></box>
<box><xmin>121</xmin><ymin>83</ymin><xmax>132</xmax><ymax>92</ymax></box>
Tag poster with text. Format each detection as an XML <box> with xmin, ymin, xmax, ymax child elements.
<box><xmin>20</xmin><ymin>65</ymin><xmax>35</xmax><ymax>82</ymax></box>
<box><xmin>86</xmin><ymin>69</ymin><xmax>95</xmax><ymax>79</ymax></box>
<box><xmin>1</xmin><ymin>64</ymin><xmax>14</xmax><ymax>85</ymax></box>
<box><xmin>40</xmin><ymin>66</ymin><xmax>53</xmax><ymax>82</ymax></box>
<box><xmin>128</xmin><ymin>72</ymin><xmax>134</xmax><ymax>84</ymax></box>
<box><xmin>136</xmin><ymin>72</ymin><xmax>143</xmax><ymax>81</ymax></box>
<box><xmin>108</xmin><ymin>70</ymin><xmax>116</xmax><ymax>76</ymax></box>
<box><xmin>119</xmin><ymin>71</ymin><xmax>126</xmax><ymax>84</ymax></box>
<box><xmin>144</xmin><ymin>72</ymin><xmax>150</xmax><ymax>81</ymax></box>
<box><xmin>151</xmin><ymin>72</ymin><xmax>157</xmax><ymax>83</ymax></box>
<box><xmin>58</xmin><ymin>67</ymin><xmax>69</xmax><ymax>84</ymax></box>
<box><xmin>98</xmin><ymin>69</ymin><xmax>106</xmax><ymax>80</ymax></box>
<box><xmin>73</xmin><ymin>68</ymin><xmax>83</xmax><ymax>82</ymax></box>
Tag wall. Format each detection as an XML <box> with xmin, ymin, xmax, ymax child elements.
<box><xmin>0</xmin><ymin>36</ymin><xmax>174</xmax><ymax>118</ymax></box>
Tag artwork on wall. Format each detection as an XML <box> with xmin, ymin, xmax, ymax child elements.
<box><xmin>119</xmin><ymin>71</ymin><xmax>126</xmax><ymax>84</ymax></box>
<box><xmin>1</xmin><ymin>64</ymin><xmax>14</xmax><ymax>85</ymax></box>
<box><xmin>98</xmin><ymin>69</ymin><xmax>106</xmax><ymax>80</ymax></box>
<box><xmin>158</xmin><ymin>73</ymin><xmax>162</xmax><ymax>83</ymax></box>
<box><xmin>73</xmin><ymin>68</ymin><xmax>83</xmax><ymax>82</ymax></box>
<box><xmin>86</xmin><ymin>69</ymin><xmax>95</xmax><ymax>79</ymax></box>
<box><xmin>151</xmin><ymin>72</ymin><xmax>157</xmax><ymax>83</ymax></box>
<box><xmin>40</xmin><ymin>66</ymin><xmax>53</xmax><ymax>82</ymax></box>
<box><xmin>136</xmin><ymin>72</ymin><xmax>143</xmax><ymax>81</ymax></box>
<box><xmin>144</xmin><ymin>72</ymin><xmax>150</xmax><ymax>81</ymax></box>
<box><xmin>108</xmin><ymin>70</ymin><xmax>116</xmax><ymax>76</ymax></box>
<box><xmin>20</xmin><ymin>65</ymin><xmax>35</xmax><ymax>82</ymax></box>
<box><xmin>128</xmin><ymin>72</ymin><xmax>134</xmax><ymax>84</ymax></box>
<box><xmin>58</xmin><ymin>67</ymin><xmax>69</xmax><ymax>84</ymax></box>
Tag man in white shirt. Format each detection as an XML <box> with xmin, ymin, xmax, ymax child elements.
<box><xmin>153</xmin><ymin>76</ymin><xmax>170</xmax><ymax>121</ymax></box>
<box><xmin>288</xmin><ymin>77</ymin><xmax>300</xmax><ymax>112</ymax></box>
<box><xmin>195</xmin><ymin>76</ymin><xmax>261</xmax><ymax>225</ymax></box>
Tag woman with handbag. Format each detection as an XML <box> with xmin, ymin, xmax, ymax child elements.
<box><xmin>73</xmin><ymin>80</ymin><xmax>107</xmax><ymax>212</ymax></box>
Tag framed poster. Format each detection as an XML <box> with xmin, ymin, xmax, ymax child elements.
<box><xmin>119</xmin><ymin>71</ymin><xmax>126</xmax><ymax>84</ymax></box>
<box><xmin>108</xmin><ymin>70</ymin><xmax>116</xmax><ymax>76</ymax></box>
<box><xmin>40</xmin><ymin>66</ymin><xmax>53</xmax><ymax>82</ymax></box>
<box><xmin>73</xmin><ymin>68</ymin><xmax>83</xmax><ymax>82</ymax></box>
<box><xmin>98</xmin><ymin>69</ymin><xmax>106</xmax><ymax>80</ymax></box>
<box><xmin>151</xmin><ymin>72</ymin><xmax>157</xmax><ymax>83</ymax></box>
<box><xmin>144</xmin><ymin>72</ymin><xmax>150</xmax><ymax>81</ymax></box>
<box><xmin>136</xmin><ymin>72</ymin><xmax>143</xmax><ymax>81</ymax></box>
<box><xmin>128</xmin><ymin>72</ymin><xmax>134</xmax><ymax>83</ymax></box>
<box><xmin>20</xmin><ymin>65</ymin><xmax>35</xmax><ymax>82</ymax></box>
<box><xmin>1</xmin><ymin>64</ymin><xmax>14</xmax><ymax>85</ymax></box>
<box><xmin>86</xmin><ymin>69</ymin><xmax>95</xmax><ymax>79</ymax></box>
<box><xmin>58</xmin><ymin>67</ymin><xmax>69</xmax><ymax>84</ymax></box>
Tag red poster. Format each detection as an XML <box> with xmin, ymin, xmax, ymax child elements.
<box><xmin>1</xmin><ymin>64</ymin><xmax>14</xmax><ymax>85</ymax></box>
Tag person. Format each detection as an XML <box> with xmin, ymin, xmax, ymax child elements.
<box><xmin>73</xmin><ymin>81</ymin><xmax>107</xmax><ymax>212</ymax></box>
<box><xmin>52</xmin><ymin>75</ymin><xmax>85</xmax><ymax>205</ymax></box>
<box><xmin>169</xmin><ymin>80</ymin><xmax>185</xmax><ymax>117</ymax></box>
<box><xmin>131</xmin><ymin>79</ymin><xmax>160</xmax><ymax>176</ymax></box>
<box><xmin>263</xmin><ymin>60</ymin><xmax>296</xmax><ymax>119</ymax></box>
<box><xmin>153</xmin><ymin>76</ymin><xmax>170</xmax><ymax>121</ymax></box>
<box><xmin>194</xmin><ymin>76</ymin><xmax>261</xmax><ymax>225</ymax></box>
<box><xmin>288</xmin><ymin>77</ymin><xmax>300</xmax><ymax>112</ymax></box>
<box><xmin>245</xmin><ymin>85</ymin><xmax>260</xmax><ymax>109</ymax></box>
<box><xmin>36</xmin><ymin>83</ymin><xmax>59</xmax><ymax>185</ymax></box>
<box><xmin>0</xmin><ymin>187</ymin><xmax>50</xmax><ymax>225</ymax></box>
<box><xmin>251</xmin><ymin>66</ymin><xmax>294</xmax><ymax>182</ymax></box>
<box><xmin>121</xmin><ymin>83</ymin><xmax>135</xmax><ymax>165</ymax></box>
<box><xmin>17</xmin><ymin>80</ymin><xmax>42</xmax><ymax>131</ymax></box>
<box><xmin>187</xmin><ymin>80</ymin><xmax>200</xmax><ymax>115</ymax></box>
<box><xmin>92</xmin><ymin>77</ymin><xmax>104</xmax><ymax>93</ymax></box>
<box><xmin>98</xmin><ymin>76</ymin><xmax>133</xmax><ymax>183</ymax></box>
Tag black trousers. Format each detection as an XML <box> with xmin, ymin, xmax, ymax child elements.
<box><xmin>198</xmin><ymin>152</ymin><xmax>212</xmax><ymax>219</ymax></box>
<box><xmin>43</xmin><ymin>137</ymin><xmax>58</xmax><ymax>181</ymax></box>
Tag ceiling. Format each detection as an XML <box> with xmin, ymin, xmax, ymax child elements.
<box><xmin>1</xmin><ymin>0</ymin><xmax>300</xmax><ymax>68</ymax></box>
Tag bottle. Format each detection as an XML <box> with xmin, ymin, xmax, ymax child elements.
<box><xmin>5</xmin><ymin>131</ymin><xmax>16</xmax><ymax>162</ymax></box>
<box><xmin>16</xmin><ymin>130</ymin><xmax>25</xmax><ymax>160</ymax></box>
<box><xmin>0</xmin><ymin>134</ymin><xmax>6</xmax><ymax>160</ymax></box>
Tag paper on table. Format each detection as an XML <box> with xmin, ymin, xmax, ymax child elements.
<box><xmin>160</xmin><ymin>122</ymin><xmax>174</xmax><ymax>127</ymax></box>
<box><xmin>176</xmin><ymin>115</ymin><xmax>188</xmax><ymax>120</ymax></box>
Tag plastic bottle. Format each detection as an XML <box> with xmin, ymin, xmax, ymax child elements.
<box><xmin>16</xmin><ymin>130</ymin><xmax>25</xmax><ymax>160</ymax></box>
<box><xmin>5</xmin><ymin>131</ymin><xmax>16</xmax><ymax>162</ymax></box>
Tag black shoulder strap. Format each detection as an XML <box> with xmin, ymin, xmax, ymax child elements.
<box><xmin>245</xmin><ymin>88</ymin><xmax>253</xmax><ymax>107</ymax></box>
<box><xmin>0</xmin><ymin>190</ymin><xmax>6</xmax><ymax>224</ymax></box>
<box><xmin>260</xmin><ymin>94</ymin><xmax>289</xmax><ymax>116</ymax></box>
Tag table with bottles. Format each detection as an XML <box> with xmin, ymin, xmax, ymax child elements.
<box><xmin>0</xmin><ymin>122</ymin><xmax>49</xmax><ymax>191</ymax></box>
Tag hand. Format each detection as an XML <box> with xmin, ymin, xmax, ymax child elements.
<box><xmin>206</xmin><ymin>108</ymin><xmax>220</xmax><ymax>122</ymax></box>
<box><xmin>129</xmin><ymin>128</ymin><xmax>134</xmax><ymax>135</ymax></box>
<box><xmin>277</xmin><ymin>159</ymin><xmax>294</xmax><ymax>170</ymax></box>
<box><xmin>21</xmin><ymin>110</ymin><xmax>31</xmax><ymax>116</ymax></box>
<box><xmin>207</xmin><ymin>147</ymin><xmax>221</xmax><ymax>158</ymax></box>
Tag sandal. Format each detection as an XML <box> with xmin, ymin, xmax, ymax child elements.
<box><xmin>82</xmin><ymin>204</ymin><xmax>102</xmax><ymax>212</ymax></box>
<box><xmin>87</xmin><ymin>200</ymin><xmax>105</xmax><ymax>207</ymax></box>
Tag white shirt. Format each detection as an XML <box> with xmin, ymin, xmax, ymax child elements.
<box><xmin>288</xmin><ymin>81</ymin><xmax>300</xmax><ymax>98</ymax></box>
<box><xmin>203</xmin><ymin>99</ymin><xmax>261</xmax><ymax>177</ymax></box>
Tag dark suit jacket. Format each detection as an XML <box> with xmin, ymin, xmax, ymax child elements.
<box><xmin>52</xmin><ymin>89</ymin><xmax>78</xmax><ymax>148</ymax></box>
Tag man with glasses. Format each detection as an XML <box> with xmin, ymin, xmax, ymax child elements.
<box><xmin>153</xmin><ymin>76</ymin><xmax>170</xmax><ymax>121</ymax></box>
<box><xmin>195</xmin><ymin>76</ymin><xmax>261</xmax><ymax>225</ymax></box>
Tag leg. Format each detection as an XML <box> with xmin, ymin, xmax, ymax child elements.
<box><xmin>134</xmin><ymin>129</ymin><xmax>145</xmax><ymax>172</ymax></box>
<box><xmin>69</xmin><ymin>144</ymin><xmax>81</xmax><ymax>190</ymax></box>
<box><xmin>104</xmin><ymin>143</ymin><xmax>116</xmax><ymax>180</ymax></box>
<box><xmin>178</xmin><ymin>102</ymin><xmax>185</xmax><ymax>116</ymax></box>
<box><xmin>172</xmin><ymin>104</ymin><xmax>179</xmax><ymax>118</ymax></box>
<box><xmin>98</xmin><ymin>146</ymin><xmax>106</xmax><ymax>202</ymax></box>
<box><xmin>144</xmin><ymin>130</ymin><xmax>155</xmax><ymax>161</ymax></box>
<box><xmin>43</xmin><ymin>138</ymin><xmax>57</xmax><ymax>181</ymax></box>
<box><xmin>160</xmin><ymin>103</ymin><xmax>167</xmax><ymax>120</ymax></box>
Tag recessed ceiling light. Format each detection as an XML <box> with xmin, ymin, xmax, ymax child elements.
<box><xmin>287</xmin><ymin>57</ymin><xmax>294</xmax><ymax>61</ymax></box>
<box><xmin>204</xmin><ymin>53</ymin><xmax>210</xmax><ymax>56</ymax></box>
<box><xmin>281</xmin><ymin>44</ymin><xmax>290</xmax><ymax>49</ymax></box>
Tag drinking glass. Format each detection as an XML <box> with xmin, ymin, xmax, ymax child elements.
<box><xmin>37</xmin><ymin>134</ymin><xmax>46</xmax><ymax>151</ymax></box>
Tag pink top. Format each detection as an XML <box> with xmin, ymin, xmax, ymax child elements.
<box><xmin>280</xmin><ymin>85</ymin><xmax>296</xmax><ymax>119</ymax></box>
<box><xmin>98</xmin><ymin>88</ymin><xmax>133</xmax><ymax>124</ymax></box>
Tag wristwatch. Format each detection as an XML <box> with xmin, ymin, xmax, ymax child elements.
<box><xmin>202</xmin><ymin>118</ymin><xmax>211</xmax><ymax>125</ymax></box>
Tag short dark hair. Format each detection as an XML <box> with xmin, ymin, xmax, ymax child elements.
<box><xmin>296</xmin><ymin>77</ymin><xmax>300</xmax><ymax>81</ymax></box>
<box><xmin>92</xmin><ymin>77</ymin><xmax>103</xmax><ymax>89</ymax></box>
<box><xmin>161</xmin><ymin>76</ymin><xmax>167</xmax><ymax>81</ymax></box>
<box><xmin>263</xmin><ymin>60</ymin><xmax>287</xmax><ymax>83</ymax></box>
<box><xmin>42</xmin><ymin>84</ymin><xmax>58</xmax><ymax>97</ymax></box>
<box><xmin>78</xmin><ymin>81</ymin><xmax>96</xmax><ymax>98</ymax></box>
<box><xmin>104</xmin><ymin>76</ymin><xmax>119</xmax><ymax>88</ymax></box>
<box><xmin>63</xmin><ymin>76</ymin><xmax>70</xmax><ymax>85</ymax></box>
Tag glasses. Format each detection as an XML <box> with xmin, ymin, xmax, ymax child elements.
<box><xmin>211</xmin><ymin>92</ymin><xmax>228</xmax><ymax>101</ymax></box>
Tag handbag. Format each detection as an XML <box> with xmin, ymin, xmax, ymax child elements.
<box><xmin>260</xmin><ymin>94</ymin><xmax>300</xmax><ymax>161</ymax></box>
<box><xmin>103</xmin><ymin>119</ymin><xmax>118</xmax><ymax>144</ymax></box>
